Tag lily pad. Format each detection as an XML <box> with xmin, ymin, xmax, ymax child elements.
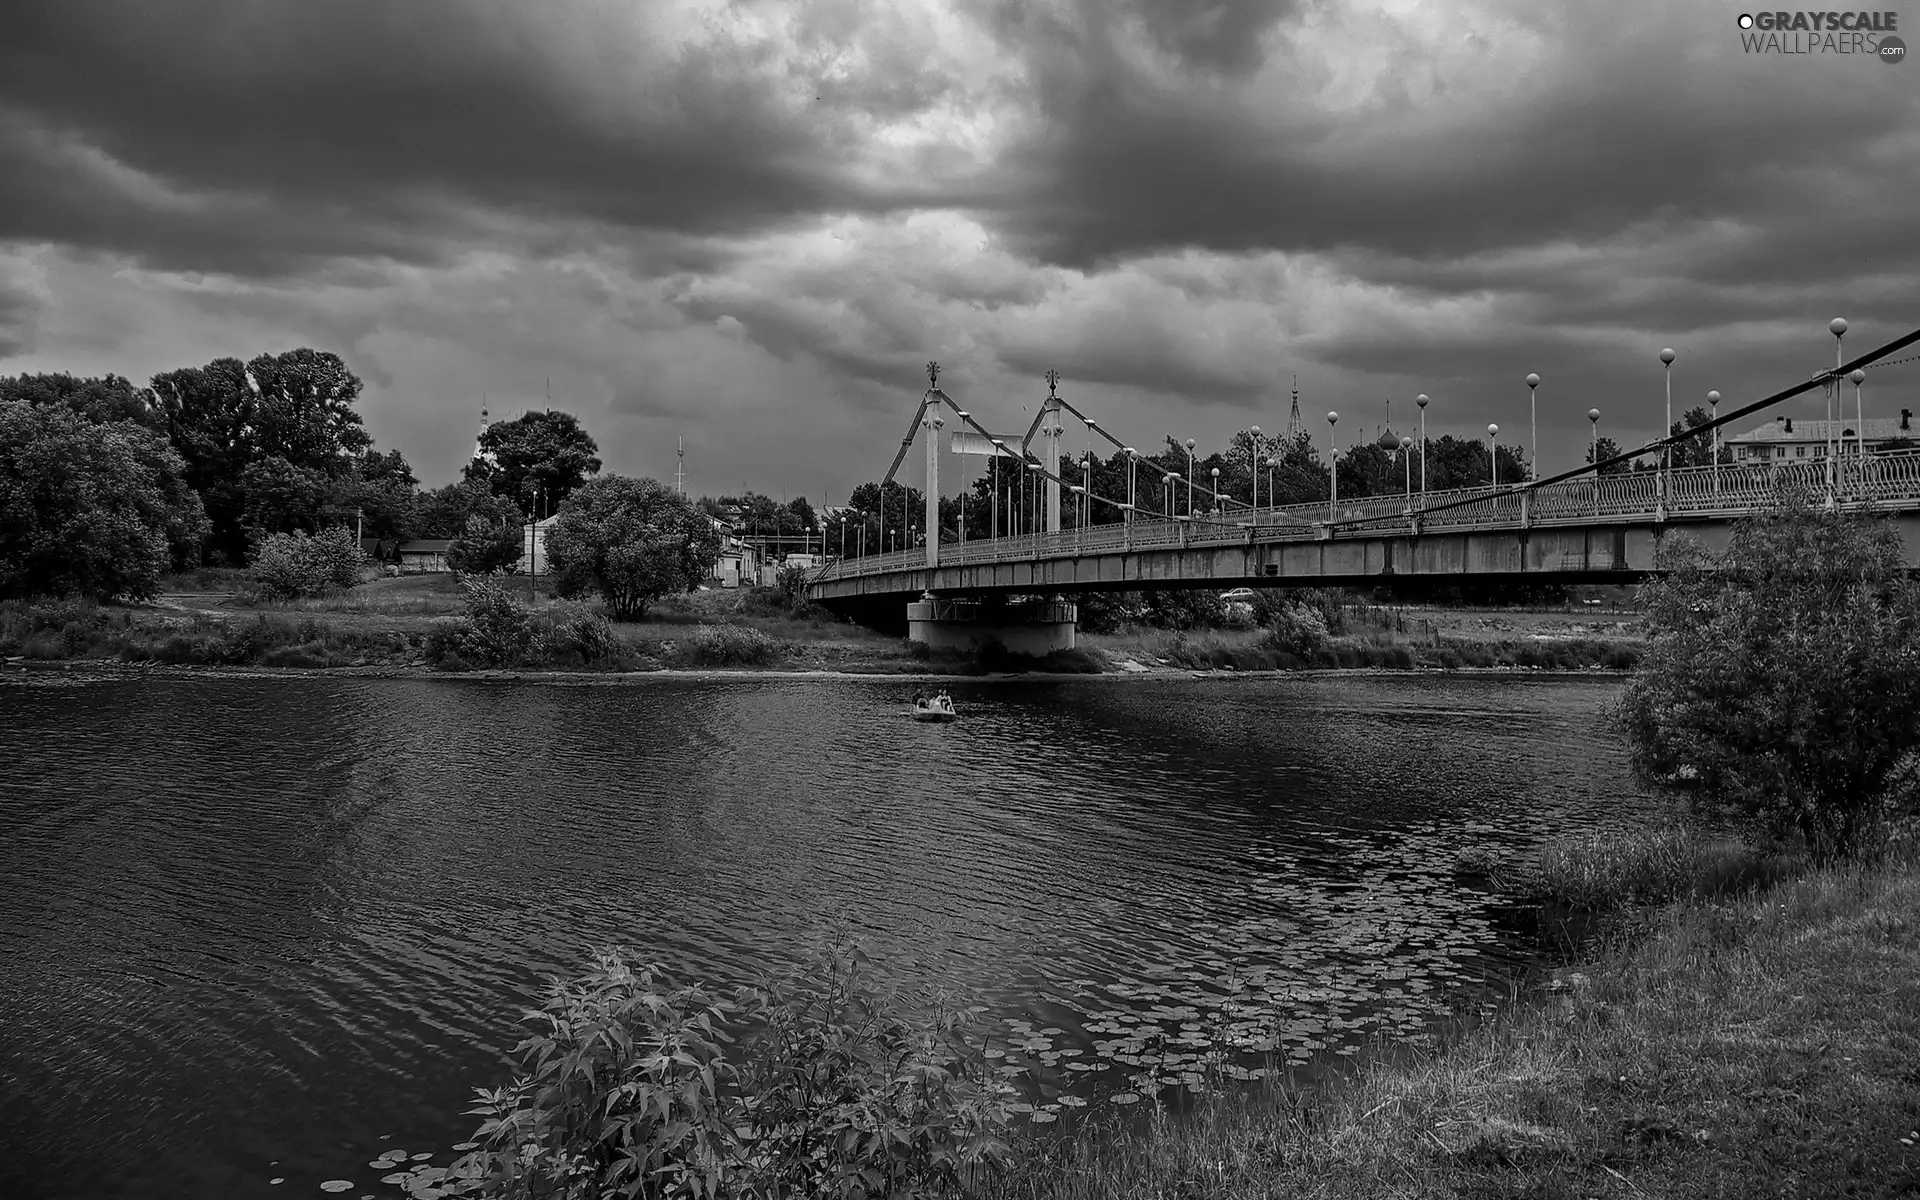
<box><xmin>320</xmin><ymin>1183</ymin><xmax>355</xmax><ymax>1194</ymax></box>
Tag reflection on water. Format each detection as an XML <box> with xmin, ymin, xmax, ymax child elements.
<box><xmin>0</xmin><ymin>673</ymin><xmax>1650</xmax><ymax>1198</ymax></box>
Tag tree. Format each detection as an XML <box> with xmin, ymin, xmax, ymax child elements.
<box><xmin>0</xmin><ymin>400</ymin><xmax>208</xmax><ymax>600</ymax></box>
<box><xmin>446</xmin><ymin>514</ymin><xmax>523</xmax><ymax>575</ymax></box>
<box><xmin>465</xmin><ymin>410</ymin><xmax>602</xmax><ymax>517</ymax></box>
<box><xmin>150</xmin><ymin>350</ymin><xmax>375</xmax><ymax>563</ymax></box>
<box><xmin>1616</xmin><ymin>506</ymin><xmax>1920</xmax><ymax>863</ymax></box>
<box><xmin>543</xmin><ymin>476</ymin><xmax>722</xmax><ymax>620</ymax></box>
<box><xmin>1587</xmin><ymin>436</ymin><xmax>1632</xmax><ymax>476</ymax></box>
<box><xmin>330</xmin><ymin>448</ymin><xmax>419</xmax><ymax>542</ymax></box>
<box><xmin>414</xmin><ymin>480</ymin><xmax>521</xmax><ymax>540</ymax></box>
<box><xmin>1667</xmin><ymin>406</ymin><xmax>1732</xmax><ymax>469</ymax></box>
<box><xmin>0</xmin><ymin>372</ymin><xmax>163</xmax><ymax>430</ymax></box>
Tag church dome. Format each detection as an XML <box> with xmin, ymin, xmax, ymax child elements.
<box><xmin>1376</xmin><ymin>429</ymin><xmax>1400</xmax><ymax>451</ymax></box>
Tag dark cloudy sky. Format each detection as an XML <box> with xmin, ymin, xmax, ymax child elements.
<box><xmin>3</xmin><ymin>0</ymin><xmax>1915</xmax><ymax>500</ymax></box>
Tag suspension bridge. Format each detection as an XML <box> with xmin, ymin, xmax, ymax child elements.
<box><xmin>809</xmin><ymin>321</ymin><xmax>1920</xmax><ymax>652</ymax></box>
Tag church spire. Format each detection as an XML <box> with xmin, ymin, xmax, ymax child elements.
<box><xmin>1286</xmin><ymin>374</ymin><xmax>1302</xmax><ymax>439</ymax></box>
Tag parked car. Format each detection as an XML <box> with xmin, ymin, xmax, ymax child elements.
<box><xmin>1221</xmin><ymin>587</ymin><xmax>1257</xmax><ymax>602</ymax></box>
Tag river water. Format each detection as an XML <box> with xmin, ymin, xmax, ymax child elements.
<box><xmin>0</xmin><ymin>672</ymin><xmax>1652</xmax><ymax>1199</ymax></box>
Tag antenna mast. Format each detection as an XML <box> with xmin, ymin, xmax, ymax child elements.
<box><xmin>1286</xmin><ymin>375</ymin><xmax>1303</xmax><ymax>439</ymax></box>
<box><xmin>675</xmin><ymin>437</ymin><xmax>685</xmax><ymax>495</ymax></box>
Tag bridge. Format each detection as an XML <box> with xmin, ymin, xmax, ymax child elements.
<box><xmin>809</xmin><ymin>323</ymin><xmax>1920</xmax><ymax>651</ymax></box>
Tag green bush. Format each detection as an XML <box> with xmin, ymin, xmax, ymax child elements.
<box><xmin>538</xmin><ymin>604</ymin><xmax>625</xmax><ymax>666</ymax></box>
<box><xmin>426</xmin><ymin>935</ymin><xmax>1012</xmax><ymax>1200</ymax></box>
<box><xmin>1522</xmin><ymin>824</ymin><xmax>1771</xmax><ymax>911</ymax></box>
<box><xmin>1263</xmin><ymin>603</ymin><xmax>1330</xmax><ymax>658</ymax></box>
<box><xmin>447</xmin><ymin>514</ymin><xmax>523</xmax><ymax>576</ymax></box>
<box><xmin>458</xmin><ymin>577</ymin><xmax>536</xmax><ymax>665</ymax></box>
<box><xmin>673</xmin><ymin>623</ymin><xmax>778</xmax><ymax>667</ymax></box>
<box><xmin>1617</xmin><ymin>507</ymin><xmax>1920</xmax><ymax>863</ymax></box>
<box><xmin>251</xmin><ymin>527</ymin><xmax>366</xmax><ymax>599</ymax></box>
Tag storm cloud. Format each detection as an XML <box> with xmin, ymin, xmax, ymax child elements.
<box><xmin>2</xmin><ymin>0</ymin><xmax>1915</xmax><ymax>492</ymax></box>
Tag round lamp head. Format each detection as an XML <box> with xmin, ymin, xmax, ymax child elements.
<box><xmin>1085</xmin><ymin>417</ymin><xmax>1098</xmax><ymax>427</ymax></box>
<box><xmin>932</xmin><ymin>415</ymin><xmax>945</xmax><ymax>428</ymax></box>
<box><xmin>1210</xmin><ymin>467</ymin><xmax>1220</xmax><ymax>478</ymax></box>
<box><xmin>1251</xmin><ymin>424</ymin><xmax>1261</xmax><ymax>436</ymax></box>
<box><xmin>1526</xmin><ymin>373</ymin><xmax>1540</xmax><ymax>388</ymax></box>
<box><xmin>1659</xmin><ymin>348</ymin><xmax>1676</xmax><ymax>365</ymax></box>
<box><xmin>1400</xmin><ymin>436</ymin><xmax>1414</xmax><ymax>449</ymax></box>
<box><xmin>1415</xmin><ymin>393</ymin><xmax>1429</xmax><ymax>408</ymax></box>
<box><xmin>1588</xmin><ymin>408</ymin><xmax>1600</xmax><ymax>422</ymax></box>
<box><xmin>1831</xmin><ymin>317</ymin><xmax>1849</xmax><ymax>337</ymax></box>
<box><xmin>1268</xmin><ymin>456</ymin><xmax>1280</xmax><ymax>467</ymax></box>
<box><xmin>1327</xmin><ymin>411</ymin><xmax>1339</xmax><ymax>425</ymax></box>
<box><xmin>1488</xmin><ymin>423</ymin><xmax>1499</xmax><ymax>437</ymax></box>
<box><xmin>1125</xmin><ymin>446</ymin><xmax>1136</xmax><ymax>455</ymax></box>
<box><xmin>1186</xmin><ymin>438</ymin><xmax>1196</xmax><ymax>450</ymax></box>
<box><xmin>1707</xmin><ymin>390</ymin><xmax>1720</xmax><ymax>404</ymax></box>
<box><xmin>1849</xmin><ymin>369</ymin><xmax>1866</xmax><ymax>385</ymax></box>
<box><xmin>990</xmin><ymin>438</ymin><xmax>1004</xmax><ymax>448</ymax></box>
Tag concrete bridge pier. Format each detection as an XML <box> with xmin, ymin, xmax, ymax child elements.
<box><xmin>906</xmin><ymin>595</ymin><xmax>1078</xmax><ymax>655</ymax></box>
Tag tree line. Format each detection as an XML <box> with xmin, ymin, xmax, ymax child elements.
<box><xmin>1</xmin><ymin>352</ymin><xmax>606</xmax><ymax>600</ymax></box>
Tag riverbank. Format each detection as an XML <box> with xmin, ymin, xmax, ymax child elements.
<box><xmin>994</xmin><ymin>849</ymin><xmax>1920</xmax><ymax>1199</ymax></box>
<box><xmin>1</xmin><ymin>578</ymin><xmax>1643</xmax><ymax>677</ymax></box>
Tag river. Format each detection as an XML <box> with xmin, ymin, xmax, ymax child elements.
<box><xmin>0</xmin><ymin>672</ymin><xmax>1653</xmax><ymax>1199</ymax></box>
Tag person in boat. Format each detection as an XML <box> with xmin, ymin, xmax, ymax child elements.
<box><xmin>912</xmin><ymin>691</ymin><xmax>927</xmax><ymax>707</ymax></box>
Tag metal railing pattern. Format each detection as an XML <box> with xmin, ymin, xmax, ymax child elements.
<box><xmin>810</xmin><ymin>449</ymin><xmax>1920</xmax><ymax>586</ymax></box>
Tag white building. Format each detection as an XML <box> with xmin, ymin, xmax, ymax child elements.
<box><xmin>519</xmin><ymin>515</ymin><xmax>558</xmax><ymax>576</ymax></box>
<box><xmin>1726</xmin><ymin>409</ymin><xmax>1917</xmax><ymax>464</ymax></box>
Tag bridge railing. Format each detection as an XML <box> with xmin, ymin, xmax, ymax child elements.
<box><xmin>810</xmin><ymin>448</ymin><xmax>1920</xmax><ymax>583</ymax></box>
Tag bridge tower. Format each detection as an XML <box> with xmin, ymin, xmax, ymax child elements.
<box><xmin>1044</xmin><ymin>371</ymin><xmax>1064</xmax><ymax>533</ymax></box>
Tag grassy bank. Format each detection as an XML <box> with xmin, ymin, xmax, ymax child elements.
<box><xmin>1091</xmin><ymin>626</ymin><xmax>1642</xmax><ymax>673</ymax></box>
<box><xmin>3</xmin><ymin>578</ymin><xmax>1645</xmax><ymax>677</ymax></box>
<box><xmin>992</xmin><ymin>840</ymin><xmax>1920</xmax><ymax>1199</ymax></box>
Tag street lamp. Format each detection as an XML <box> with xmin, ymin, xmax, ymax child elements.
<box><xmin>1185</xmin><ymin>437</ymin><xmax>1196</xmax><ymax>517</ymax></box>
<box><xmin>1326</xmin><ymin>411</ymin><xmax>1340</xmax><ymax>519</ymax></box>
<box><xmin>1659</xmin><ymin>348</ymin><xmax>1676</xmax><ymax>515</ymax></box>
<box><xmin>1488</xmin><ymin>423</ymin><xmax>1500</xmax><ymax>488</ymax></box>
<box><xmin>1827</xmin><ymin>318</ymin><xmax>1847</xmax><ymax>505</ymax></box>
<box><xmin>1588</xmin><ymin>409</ymin><xmax>1601</xmax><ymax>511</ymax></box>
<box><xmin>1266</xmin><ymin>455</ymin><xmax>1279</xmax><ymax>505</ymax></box>
<box><xmin>989</xmin><ymin>438</ymin><xmax>1005</xmax><ymax>539</ymax></box>
<box><xmin>1850</xmin><ymin>368</ymin><xmax>1867</xmax><ymax>472</ymax></box>
<box><xmin>1249</xmin><ymin>424</ymin><xmax>1262</xmax><ymax>515</ymax></box>
<box><xmin>1209</xmin><ymin>466</ymin><xmax>1220</xmax><ymax>516</ymax></box>
<box><xmin>1125</xmin><ymin>448</ymin><xmax>1138</xmax><ymax>531</ymax></box>
<box><xmin>1707</xmin><ymin>390</ymin><xmax>1721</xmax><ymax>497</ymax></box>
<box><xmin>1163</xmin><ymin>472</ymin><xmax>1176</xmax><ymax>519</ymax></box>
<box><xmin>1415</xmin><ymin>394</ymin><xmax>1429</xmax><ymax>496</ymax></box>
<box><xmin>1400</xmin><ymin>435</ymin><xmax>1414</xmax><ymax>509</ymax></box>
<box><xmin>1526</xmin><ymin>374</ymin><xmax>1540</xmax><ymax>478</ymax></box>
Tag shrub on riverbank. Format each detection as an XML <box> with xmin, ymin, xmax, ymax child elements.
<box><xmin>1620</xmin><ymin>507</ymin><xmax>1920</xmax><ymax>864</ymax></box>
<box><xmin>1120</xmin><ymin>629</ymin><xmax>1638</xmax><ymax>673</ymax></box>
<box><xmin>670</xmin><ymin>622</ymin><xmax>780</xmax><ymax>667</ymax></box>
<box><xmin>425</xmin><ymin>935</ymin><xmax>1013</xmax><ymax>1200</ymax></box>
<box><xmin>1516</xmin><ymin>824</ymin><xmax>1789</xmax><ymax>911</ymax></box>
<box><xmin>250</xmin><ymin>527</ymin><xmax>367</xmax><ymax>599</ymax></box>
<box><xmin>985</xmin><ymin>848</ymin><xmax>1920</xmax><ymax>1200</ymax></box>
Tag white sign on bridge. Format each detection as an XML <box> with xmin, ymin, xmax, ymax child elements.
<box><xmin>948</xmin><ymin>431</ymin><xmax>1030</xmax><ymax>457</ymax></box>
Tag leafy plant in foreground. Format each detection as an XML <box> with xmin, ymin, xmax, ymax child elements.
<box><xmin>1616</xmin><ymin>505</ymin><xmax>1920</xmax><ymax>863</ymax></box>
<box><xmin>426</xmin><ymin>934</ymin><xmax>1013</xmax><ymax>1200</ymax></box>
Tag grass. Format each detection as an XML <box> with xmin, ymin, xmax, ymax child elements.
<box><xmin>986</xmin><ymin>837</ymin><xmax>1920</xmax><ymax>1200</ymax></box>
<box><xmin>1090</xmin><ymin>627</ymin><xmax>1642</xmax><ymax>673</ymax></box>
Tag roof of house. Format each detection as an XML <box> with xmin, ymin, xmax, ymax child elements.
<box><xmin>1727</xmin><ymin>416</ymin><xmax>1915</xmax><ymax>443</ymax></box>
<box><xmin>398</xmin><ymin>539</ymin><xmax>455</xmax><ymax>553</ymax></box>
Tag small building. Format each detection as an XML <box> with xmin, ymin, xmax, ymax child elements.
<box><xmin>709</xmin><ymin>515</ymin><xmax>764</xmax><ymax>589</ymax></box>
<box><xmin>519</xmin><ymin>516</ymin><xmax>558</xmax><ymax>576</ymax></box>
<box><xmin>1725</xmin><ymin>409</ymin><xmax>1917</xmax><ymax>463</ymax></box>
<box><xmin>397</xmin><ymin>539</ymin><xmax>454</xmax><ymax>573</ymax></box>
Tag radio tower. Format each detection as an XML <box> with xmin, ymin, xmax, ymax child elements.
<box><xmin>675</xmin><ymin>436</ymin><xmax>685</xmax><ymax>495</ymax></box>
<box><xmin>1286</xmin><ymin>374</ymin><xmax>1303</xmax><ymax>439</ymax></box>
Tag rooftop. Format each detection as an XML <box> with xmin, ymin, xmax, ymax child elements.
<box><xmin>1727</xmin><ymin>414</ymin><xmax>1915</xmax><ymax>443</ymax></box>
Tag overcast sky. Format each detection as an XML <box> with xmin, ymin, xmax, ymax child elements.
<box><xmin>3</xmin><ymin>0</ymin><xmax>1915</xmax><ymax>499</ymax></box>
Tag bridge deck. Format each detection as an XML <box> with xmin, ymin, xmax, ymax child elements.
<box><xmin>811</xmin><ymin>452</ymin><xmax>1920</xmax><ymax>595</ymax></box>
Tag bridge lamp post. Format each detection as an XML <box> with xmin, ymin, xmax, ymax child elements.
<box><xmin>1850</xmin><ymin>369</ymin><xmax>1868</xmax><ymax>480</ymax></box>
<box><xmin>1831</xmin><ymin>320</ymin><xmax>1848</xmax><ymax>491</ymax></box>
<box><xmin>1082</xmin><ymin>451</ymin><xmax>1093</xmax><ymax>530</ymax></box>
<box><xmin>1249</xmin><ymin>425</ymin><xmax>1262</xmax><ymax>516</ymax></box>
<box><xmin>1163</xmin><ymin>472</ymin><xmax>1176</xmax><ymax>520</ymax></box>
<box><xmin>1070</xmin><ymin>484</ymin><xmax>1085</xmax><ymax>548</ymax></box>
<box><xmin>1326</xmin><ymin>411</ymin><xmax>1340</xmax><ymax>520</ymax></box>
<box><xmin>1267</xmin><ymin>455</ymin><xmax>1279</xmax><ymax>507</ymax></box>
<box><xmin>1027</xmin><ymin>460</ymin><xmax>1043</xmax><ymax>550</ymax></box>
<box><xmin>1588</xmin><ymin>409</ymin><xmax>1601</xmax><ymax>512</ymax></box>
<box><xmin>1125</xmin><ymin>448</ymin><xmax>1138</xmax><ymax>532</ymax></box>
<box><xmin>989</xmin><ymin>439</ymin><xmax>1005</xmax><ymax>539</ymax></box>
<box><xmin>1415</xmin><ymin>394</ymin><xmax>1429</xmax><ymax>497</ymax></box>
<box><xmin>1186</xmin><ymin>438</ymin><xmax>1197</xmax><ymax>517</ymax></box>
<box><xmin>1658</xmin><ymin>348</ymin><xmax>1676</xmax><ymax>518</ymax></box>
<box><xmin>1707</xmin><ymin>390</ymin><xmax>1721</xmax><ymax>499</ymax></box>
<box><xmin>1400</xmin><ymin>436</ymin><xmax>1414</xmax><ymax>511</ymax></box>
<box><xmin>1526</xmin><ymin>374</ymin><xmax>1540</xmax><ymax>479</ymax></box>
<box><xmin>1488</xmin><ymin>423</ymin><xmax>1500</xmax><ymax>489</ymax></box>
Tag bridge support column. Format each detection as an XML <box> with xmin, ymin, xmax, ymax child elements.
<box><xmin>906</xmin><ymin>596</ymin><xmax>1077</xmax><ymax>656</ymax></box>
